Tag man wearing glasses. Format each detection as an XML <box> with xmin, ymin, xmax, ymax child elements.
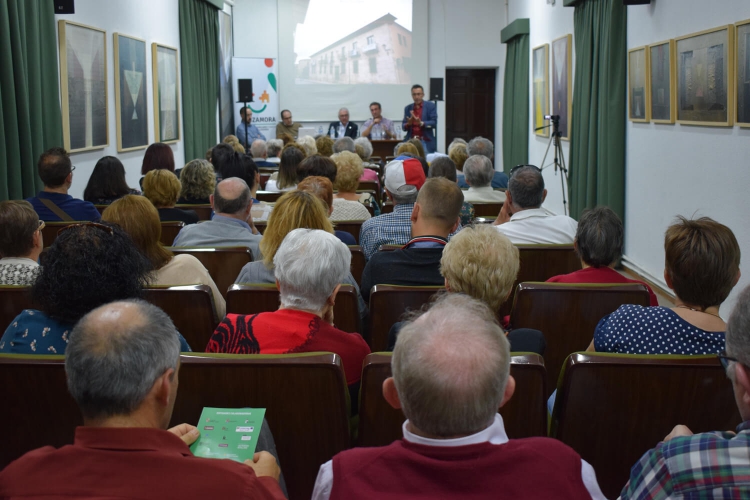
<box><xmin>26</xmin><ymin>147</ymin><xmax>101</xmax><ymax>222</ymax></box>
<box><xmin>328</xmin><ymin>108</ymin><xmax>358</xmax><ymax>139</ymax></box>
<box><xmin>621</xmin><ymin>284</ymin><xmax>750</xmax><ymax>498</ymax></box>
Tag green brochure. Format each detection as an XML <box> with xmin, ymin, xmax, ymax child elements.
<box><xmin>190</xmin><ymin>407</ymin><xmax>266</xmax><ymax>462</ymax></box>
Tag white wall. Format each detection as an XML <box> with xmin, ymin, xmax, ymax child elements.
<box><xmin>55</xmin><ymin>0</ymin><xmax>184</xmax><ymax>199</ymax></box>
<box><xmin>626</xmin><ymin>0</ymin><xmax>750</xmax><ymax>317</ymax></box>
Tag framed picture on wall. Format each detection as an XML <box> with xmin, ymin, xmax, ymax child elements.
<box><xmin>735</xmin><ymin>19</ymin><xmax>750</xmax><ymax>127</ymax></box>
<box><xmin>551</xmin><ymin>34</ymin><xmax>572</xmax><ymax>140</ymax></box>
<box><xmin>114</xmin><ymin>33</ymin><xmax>149</xmax><ymax>152</ymax></box>
<box><xmin>58</xmin><ymin>20</ymin><xmax>108</xmax><ymax>152</ymax></box>
<box><xmin>628</xmin><ymin>46</ymin><xmax>650</xmax><ymax>122</ymax></box>
<box><xmin>152</xmin><ymin>43</ymin><xmax>181</xmax><ymax>143</ymax></box>
<box><xmin>532</xmin><ymin>44</ymin><xmax>550</xmax><ymax>138</ymax></box>
<box><xmin>675</xmin><ymin>25</ymin><xmax>735</xmax><ymax>126</ymax></box>
<box><xmin>649</xmin><ymin>40</ymin><xmax>676</xmax><ymax>124</ymax></box>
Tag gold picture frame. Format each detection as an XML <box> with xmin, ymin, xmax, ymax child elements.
<box><xmin>114</xmin><ymin>33</ymin><xmax>149</xmax><ymax>152</ymax></box>
<box><xmin>675</xmin><ymin>24</ymin><xmax>735</xmax><ymax>127</ymax></box>
<box><xmin>628</xmin><ymin>46</ymin><xmax>650</xmax><ymax>122</ymax></box>
<box><xmin>648</xmin><ymin>39</ymin><xmax>676</xmax><ymax>124</ymax></box>
<box><xmin>551</xmin><ymin>34</ymin><xmax>573</xmax><ymax>140</ymax></box>
<box><xmin>151</xmin><ymin>43</ymin><xmax>181</xmax><ymax>143</ymax></box>
<box><xmin>533</xmin><ymin>43</ymin><xmax>550</xmax><ymax>138</ymax></box>
<box><xmin>58</xmin><ymin>20</ymin><xmax>109</xmax><ymax>152</ymax></box>
<box><xmin>735</xmin><ymin>18</ymin><xmax>750</xmax><ymax>127</ymax></box>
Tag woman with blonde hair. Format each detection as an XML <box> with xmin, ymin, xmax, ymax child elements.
<box><xmin>396</xmin><ymin>142</ymin><xmax>419</xmax><ymax>156</ymax></box>
<box><xmin>297</xmin><ymin>135</ymin><xmax>318</xmax><ymax>156</ymax></box>
<box><xmin>316</xmin><ymin>135</ymin><xmax>335</xmax><ymax>157</ymax></box>
<box><xmin>223</xmin><ymin>135</ymin><xmax>247</xmax><ymax>154</ymax></box>
<box><xmin>178</xmin><ymin>159</ymin><xmax>215</xmax><ymax>205</ymax></box>
<box><xmin>330</xmin><ymin>151</ymin><xmax>373</xmax><ymax>221</ymax></box>
<box><xmin>102</xmin><ymin>195</ymin><xmax>225</xmax><ymax>319</ymax></box>
<box><xmin>449</xmin><ymin>143</ymin><xmax>469</xmax><ymax>172</ymax></box>
<box><xmin>142</xmin><ymin>169</ymin><xmax>199</xmax><ymax>224</ymax></box>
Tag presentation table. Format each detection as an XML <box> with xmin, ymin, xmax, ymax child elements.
<box><xmin>370</xmin><ymin>139</ymin><xmax>401</xmax><ymax>161</ymax></box>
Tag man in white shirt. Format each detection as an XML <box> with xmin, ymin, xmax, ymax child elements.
<box><xmin>461</xmin><ymin>155</ymin><xmax>506</xmax><ymax>203</ymax></box>
<box><xmin>493</xmin><ymin>165</ymin><xmax>577</xmax><ymax>244</ymax></box>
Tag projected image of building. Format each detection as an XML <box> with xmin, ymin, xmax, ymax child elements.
<box><xmin>297</xmin><ymin>14</ymin><xmax>412</xmax><ymax>85</ymax></box>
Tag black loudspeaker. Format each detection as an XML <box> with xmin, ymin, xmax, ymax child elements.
<box><xmin>54</xmin><ymin>0</ymin><xmax>75</xmax><ymax>14</ymax></box>
<box><xmin>237</xmin><ymin>79</ymin><xmax>254</xmax><ymax>102</ymax></box>
<box><xmin>623</xmin><ymin>0</ymin><xmax>650</xmax><ymax>4</ymax></box>
<box><xmin>430</xmin><ymin>78</ymin><xmax>444</xmax><ymax>101</ymax></box>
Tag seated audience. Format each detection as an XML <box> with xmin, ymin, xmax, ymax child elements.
<box><xmin>297</xmin><ymin>135</ymin><xmax>318</xmax><ymax>156</ymax></box>
<box><xmin>461</xmin><ymin>155</ymin><xmax>507</xmax><ymax>203</ymax></box>
<box><xmin>296</xmin><ymin>176</ymin><xmax>358</xmax><ymax>245</ymax></box>
<box><xmin>265</xmin><ymin>145</ymin><xmax>305</xmax><ymax>192</ymax></box>
<box><xmin>251</xmin><ymin>139</ymin><xmax>277</xmax><ymax>168</ymax></box>
<box><xmin>428</xmin><ymin>156</ymin><xmax>475</xmax><ymax>225</ymax></box>
<box><xmin>0</xmin><ymin>201</ymin><xmax>43</xmax><ymax>285</ymax></box>
<box><xmin>359</xmin><ymin>158</ymin><xmax>426</xmax><ymax>260</ymax></box>
<box><xmin>209</xmin><ymin>143</ymin><xmax>235</xmax><ymax>178</ymax></box>
<box><xmin>142</xmin><ymin>170</ymin><xmax>199</xmax><ymax>224</ymax></box>
<box><xmin>493</xmin><ymin>165</ymin><xmax>577</xmax><ymax>244</ymax></box>
<box><xmin>0</xmin><ymin>300</ymin><xmax>284</xmax><ymax>499</ymax></box>
<box><xmin>313</xmin><ymin>293</ymin><xmax>604</xmax><ymax>499</ymax></box>
<box><xmin>396</xmin><ymin>142</ymin><xmax>419</xmax><ymax>157</ymax></box>
<box><xmin>223</xmin><ymin>134</ymin><xmax>247</xmax><ymax>154</ymax></box>
<box><xmin>547</xmin><ymin>206</ymin><xmax>658</xmax><ymax>306</ymax></box>
<box><xmin>139</xmin><ymin>142</ymin><xmax>175</xmax><ymax>188</ymax></box>
<box><xmin>0</xmin><ymin>222</ymin><xmax>190</xmax><ymax>353</ymax></box>
<box><xmin>591</xmin><ymin>216</ymin><xmax>741</xmax><ymax>355</ymax></box>
<box><xmin>315</xmin><ymin>135</ymin><xmax>335</xmax><ymax>157</ymax></box>
<box><xmin>243</xmin><ymin>154</ymin><xmax>272</xmax><ymax>222</ymax></box>
<box><xmin>620</xmin><ymin>283</ymin><xmax>750</xmax><ymax>499</ymax></box>
<box><xmin>297</xmin><ymin>154</ymin><xmax>337</xmax><ymax>184</ymax></box>
<box><xmin>333</xmin><ymin>137</ymin><xmax>356</xmax><ymax>154</ymax></box>
<box><xmin>177</xmin><ymin>159</ymin><xmax>215</xmax><ymax>205</ymax></box>
<box><xmin>26</xmin><ymin>147</ymin><xmax>100</xmax><ymax>222</ymax></box>
<box><xmin>449</xmin><ymin>143</ymin><xmax>469</xmax><ymax>172</ymax></box>
<box><xmin>331</xmin><ymin>151</ymin><xmax>375</xmax><ymax>221</ymax></box>
<box><xmin>213</xmin><ymin>147</ymin><xmax>246</xmax><ymax>183</ymax></box>
<box><xmin>102</xmin><ymin>195</ymin><xmax>226</xmax><ymax>319</ymax></box>
<box><xmin>172</xmin><ymin>178</ymin><xmax>262</xmax><ymax>260</ymax></box>
<box><xmin>266</xmin><ymin>138</ymin><xmax>283</xmax><ymax>164</ymax></box>
<box><xmin>209</xmin><ymin>228</ymin><xmax>371</xmax><ymax>395</ymax></box>
<box><xmin>353</xmin><ymin>137</ymin><xmax>382</xmax><ymax>175</ymax></box>
<box><xmin>361</xmin><ymin>177</ymin><xmax>462</xmax><ymax>302</ymax></box>
<box><xmin>407</xmin><ymin>137</ymin><xmax>426</xmax><ymax>159</ymax></box>
<box><xmin>83</xmin><ymin>156</ymin><xmax>140</xmax><ymax>204</ymax></box>
<box><xmin>457</xmin><ymin>137</ymin><xmax>508</xmax><ymax>189</ymax></box>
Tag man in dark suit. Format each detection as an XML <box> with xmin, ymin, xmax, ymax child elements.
<box><xmin>403</xmin><ymin>84</ymin><xmax>438</xmax><ymax>154</ymax></box>
<box><xmin>328</xmin><ymin>108</ymin><xmax>358</xmax><ymax>138</ymax></box>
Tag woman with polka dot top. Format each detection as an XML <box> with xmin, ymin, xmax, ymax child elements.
<box><xmin>590</xmin><ymin>216</ymin><xmax>741</xmax><ymax>355</ymax></box>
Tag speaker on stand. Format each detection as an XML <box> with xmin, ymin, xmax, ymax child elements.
<box><xmin>237</xmin><ymin>79</ymin><xmax>254</xmax><ymax>153</ymax></box>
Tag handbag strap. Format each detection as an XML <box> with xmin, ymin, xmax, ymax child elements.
<box><xmin>39</xmin><ymin>198</ymin><xmax>74</xmax><ymax>222</ymax></box>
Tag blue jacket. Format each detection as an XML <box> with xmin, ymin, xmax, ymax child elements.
<box><xmin>402</xmin><ymin>100</ymin><xmax>437</xmax><ymax>145</ymax></box>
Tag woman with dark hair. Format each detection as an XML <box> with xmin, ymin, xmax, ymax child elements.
<box><xmin>0</xmin><ymin>222</ymin><xmax>191</xmax><ymax>353</ymax></box>
<box><xmin>0</xmin><ymin>201</ymin><xmax>43</xmax><ymax>285</ymax></box>
<box><xmin>297</xmin><ymin>154</ymin><xmax>337</xmax><ymax>184</ymax></box>
<box><xmin>265</xmin><ymin>145</ymin><xmax>305</xmax><ymax>192</ymax></box>
<box><xmin>139</xmin><ymin>143</ymin><xmax>175</xmax><ymax>188</ymax></box>
<box><xmin>83</xmin><ymin>156</ymin><xmax>140</xmax><ymax>204</ymax></box>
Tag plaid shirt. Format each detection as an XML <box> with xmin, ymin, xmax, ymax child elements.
<box><xmin>359</xmin><ymin>203</ymin><xmax>415</xmax><ymax>260</ymax></box>
<box><xmin>620</xmin><ymin>420</ymin><xmax>750</xmax><ymax>499</ymax></box>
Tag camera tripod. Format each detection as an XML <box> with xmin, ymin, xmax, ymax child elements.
<box><xmin>536</xmin><ymin>116</ymin><xmax>569</xmax><ymax>216</ymax></box>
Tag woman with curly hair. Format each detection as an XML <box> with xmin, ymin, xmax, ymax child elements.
<box><xmin>0</xmin><ymin>222</ymin><xmax>191</xmax><ymax>353</ymax></box>
<box><xmin>315</xmin><ymin>135</ymin><xmax>334</xmax><ymax>157</ymax></box>
<box><xmin>83</xmin><ymin>156</ymin><xmax>140</xmax><ymax>204</ymax></box>
<box><xmin>142</xmin><ymin>169</ymin><xmax>199</xmax><ymax>224</ymax></box>
<box><xmin>330</xmin><ymin>151</ymin><xmax>373</xmax><ymax>221</ymax></box>
<box><xmin>178</xmin><ymin>159</ymin><xmax>216</xmax><ymax>205</ymax></box>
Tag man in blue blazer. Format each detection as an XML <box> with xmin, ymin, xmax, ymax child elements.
<box><xmin>327</xmin><ymin>108</ymin><xmax>359</xmax><ymax>138</ymax></box>
<box><xmin>402</xmin><ymin>84</ymin><xmax>438</xmax><ymax>154</ymax></box>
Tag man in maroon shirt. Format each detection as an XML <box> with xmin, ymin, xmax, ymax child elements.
<box><xmin>0</xmin><ymin>300</ymin><xmax>286</xmax><ymax>500</ymax></box>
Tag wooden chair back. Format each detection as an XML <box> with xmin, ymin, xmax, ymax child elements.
<box><xmin>94</xmin><ymin>204</ymin><xmax>107</xmax><ymax>215</ymax></box>
<box><xmin>175</xmin><ymin>204</ymin><xmax>212</xmax><ymax>221</ymax></box>
<box><xmin>260</xmin><ymin>173</ymin><xmax>270</xmax><ymax>189</ymax></box>
<box><xmin>333</xmin><ymin>220</ymin><xmax>364</xmax><ymax>244</ymax></box>
<box><xmin>349</xmin><ymin>246</ymin><xmax>366</xmax><ymax>286</ymax></box>
<box><xmin>551</xmin><ymin>353</ymin><xmax>741</xmax><ymax>499</ymax></box>
<box><xmin>368</xmin><ymin>285</ymin><xmax>444</xmax><ymax>350</ymax></box>
<box><xmin>381</xmin><ymin>202</ymin><xmax>394</xmax><ymax>214</ymax></box>
<box><xmin>357</xmin><ymin>181</ymin><xmax>379</xmax><ymax>193</ymax></box>
<box><xmin>171</xmin><ymin>353</ymin><xmax>350</xmax><ymax>500</ymax></box>
<box><xmin>41</xmin><ymin>221</ymin><xmax>84</xmax><ymax>248</ymax></box>
<box><xmin>143</xmin><ymin>285</ymin><xmax>218</xmax><ymax>351</ymax></box>
<box><xmin>471</xmin><ymin>202</ymin><xmax>504</xmax><ymax>218</ymax></box>
<box><xmin>0</xmin><ymin>286</ymin><xmax>34</xmax><ymax>333</ymax></box>
<box><xmin>159</xmin><ymin>221</ymin><xmax>185</xmax><ymax>246</ymax></box>
<box><xmin>255</xmin><ymin>191</ymin><xmax>284</xmax><ymax>203</ymax></box>
<box><xmin>358</xmin><ymin>353</ymin><xmax>547</xmax><ymax>447</ymax></box>
<box><xmin>168</xmin><ymin>246</ymin><xmax>252</xmax><ymax>299</ymax></box>
<box><xmin>509</xmin><ymin>282</ymin><xmax>651</xmax><ymax>394</ymax></box>
<box><xmin>254</xmin><ymin>221</ymin><xmax>267</xmax><ymax>234</ymax></box>
<box><xmin>226</xmin><ymin>284</ymin><xmax>361</xmax><ymax>333</ymax></box>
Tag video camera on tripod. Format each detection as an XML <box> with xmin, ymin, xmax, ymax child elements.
<box><xmin>536</xmin><ymin>115</ymin><xmax>569</xmax><ymax>215</ymax></box>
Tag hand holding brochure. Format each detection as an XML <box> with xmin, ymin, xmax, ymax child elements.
<box><xmin>190</xmin><ymin>407</ymin><xmax>266</xmax><ymax>462</ymax></box>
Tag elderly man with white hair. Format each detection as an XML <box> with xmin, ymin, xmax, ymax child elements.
<box><xmin>456</xmin><ymin>137</ymin><xmax>509</xmax><ymax>189</ymax></box>
<box><xmin>461</xmin><ymin>155</ymin><xmax>506</xmax><ymax>203</ymax></box>
<box><xmin>250</xmin><ymin>139</ymin><xmax>277</xmax><ymax>168</ymax></box>
<box><xmin>312</xmin><ymin>293</ymin><xmax>605</xmax><ymax>499</ymax></box>
<box><xmin>206</xmin><ymin>228</ymin><xmax>371</xmax><ymax>396</ymax></box>
<box><xmin>328</xmin><ymin>108</ymin><xmax>358</xmax><ymax>138</ymax></box>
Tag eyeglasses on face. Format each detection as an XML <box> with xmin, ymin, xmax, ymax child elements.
<box><xmin>509</xmin><ymin>164</ymin><xmax>541</xmax><ymax>177</ymax></box>
<box><xmin>57</xmin><ymin>222</ymin><xmax>114</xmax><ymax>237</ymax></box>
<box><xmin>718</xmin><ymin>350</ymin><xmax>739</xmax><ymax>371</ymax></box>
<box><xmin>37</xmin><ymin>220</ymin><xmax>45</xmax><ymax>231</ymax></box>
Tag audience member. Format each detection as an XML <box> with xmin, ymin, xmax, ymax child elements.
<box><xmin>102</xmin><ymin>195</ymin><xmax>225</xmax><ymax>319</ymax></box>
<box><xmin>242</xmin><ymin>154</ymin><xmax>272</xmax><ymax>222</ymax></box>
<box><xmin>26</xmin><ymin>147</ymin><xmax>100</xmax><ymax>222</ymax></box>
<box><xmin>297</xmin><ymin>154</ymin><xmax>337</xmax><ymax>184</ymax></box>
<box><xmin>352</xmin><ymin>137</ymin><xmax>382</xmax><ymax>187</ymax></box>
<box><xmin>209</xmin><ymin>143</ymin><xmax>234</xmax><ymax>177</ymax></box>
<box><xmin>428</xmin><ymin>156</ymin><xmax>475</xmax><ymax>225</ymax></box>
<box><xmin>331</xmin><ymin>151</ymin><xmax>373</xmax><ymax>221</ymax></box>
<box><xmin>547</xmin><ymin>206</ymin><xmax>658</xmax><ymax>306</ymax></box>
<box><xmin>140</xmin><ymin>143</ymin><xmax>175</xmax><ymax>188</ymax></box>
<box><xmin>0</xmin><ymin>300</ymin><xmax>284</xmax><ymax>499</ymax></box>
<box><xmin>0</xmin><ymin>201</ymin><xmax>43</xmax><ymax>285</ymax></box>
<box><xmin>177</xmin><ymin>159</ymin><xmax>215</xmax><ymax>205</ymax></box>
<box><xmin>142</xmin><ymin>170</ymin><xmax>199</xmax><ymax>224</ymax></box>
<box><xmin>236</xmin><ymin>106</ymin><xmax>266</xmax><ymax>149</ymax></box>
<box><xmin>313</xmin><ymin>293</ymin><xmax>604</xmax><ymax>499</ymax></box>
<box><xmin>315</xmin><ymin>135</ymin><xmax>334</xmax><ymax>157</ymax></box>
<box><xmin>333</xmin><ymin>137</ymin><xmax>356</xmax><ymax>154</ymax></box>
<box><xmin>276</xmin><ymin>109</ymin><xmax>301</xmax><ymax>139</ymax></box>
<box><xmin>223</xmin><ymin>134</ymin><xmax>247</xmax><ymax>154</ymax></box>
<box><xmin>361</xmin><ymin>177</ymin><xmax>462</xmax><ymax>302</ymax></box>
<box><xmin>448</xmin><ymin>143</ymin><xmax>469</xmax><ymax>172</ymax></box>
<box><xmin>251</xmin><ymin>139</ymin><xmax>277</xmax><ymax>168</ymax></box>
<box><xmin>297</xmin><ymin>135</ymin><xmax>318</xmax><ymax>156</ymax></box>
<box><xmin>296</xmin><ymin>176</ymin><xmax>357</xmax><ymax>245</ymax></box>
<box><xmin>172</xmin><ymin>178</ymin><xmax>262</xmax><ymax>260</ymax></box>
<box><xmin>213</xmin><ymin>147</ymin><xmax>246</xmax><ymax>182</ymax></box>
<box><xmin>407</xmin><ymin>137</ymin><xmax>426</xmax><ymax>159</ymax></box>
<box><xmin>461</xmin><ymin>155</ymin><xmax>507</xmax><ymax>203</ymax></box>
<box><xmin>210</xmin><ymin>228</ymin><xmax>370</xmax><ymax>398</ymax></box>
<box><xmin>396</xmin><ymin>142</ymin><xmax>419</xmax><ymax>157</ymax></box>
<box><xmin>328</xmin><ymin>108</ymin><xmax>358</xmax><ymax>138</ymax></box>
<box><xmin>620</xmin><ymin>283</ymin><xmax>750</xmax><ymax>499</ymax></box>
<box><xmin>83</xmin><ymin>156</ymin><xmax>140</xmax><ymax>204</ymax></box>
<box><xmin>359</xmin><ymin>158</ymin><xmax>426</xmax><ymax>260</ymax></box>
<box><xmin>493</xmin><ymin>165</ymin><xmax>577</xmax><ymax>244</ymax></box>
<box><xmin>266</xmin><ymin>139</ymin><xmax>283</xmax><ymax>164</ymax></box>
<box><xmin>456</xmin><ymin>136</ymin><xmax>508</xmax><ymax>190</ymax></box>
<box><xmin>265</xmin><ymin>145</ymin><xmax>305</xmax><ymax>192</ymax></box>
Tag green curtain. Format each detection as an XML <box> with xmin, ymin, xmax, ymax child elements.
<box><xmin>568</xmin><ymin>0</ymin><xmax>627</xmax><ymax>221</ymax></box>
<box><xmin>179</xmin><ymin>0</ymin><xmax>220</xmax><ymax>162</ymax></box>
<box><xmin>502</xmin><ymin>34</ymin><xmax>530</xmax><ymax>174</ymax></box>
<box><xmin>0</xmin><ymin>0</ymin><xmax>62</xmax><ymax>201</ymax></box>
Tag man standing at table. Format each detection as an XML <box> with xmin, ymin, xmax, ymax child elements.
<box><xmin>403</xmin><ymin>84</ymin><xmax>437</xmax><ymax>154</ymax></box>
<box><xmin>362</xmin><ymin>102</ymin><xmax>396</xmax><ymax>140</ymax></box>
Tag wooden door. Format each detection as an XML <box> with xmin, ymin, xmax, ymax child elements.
<box><xmin>446</xmin><ymin>68</ymin><xmax>496</xmax><ymax>152</ymax></box>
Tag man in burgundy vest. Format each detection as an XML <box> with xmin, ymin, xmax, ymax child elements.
<box><xmin>312</xmin><ymin>293</ymin><xmax>606</xmax><ymax>499</ymax></box>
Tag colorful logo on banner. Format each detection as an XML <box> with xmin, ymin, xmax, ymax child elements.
<box><xmin>249</xmin><ymin>59</ymin><xmax>277</xmax><ymax>114</ymax></box>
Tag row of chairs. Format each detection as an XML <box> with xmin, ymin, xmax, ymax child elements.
<box><xmin>0</xmin><ymin>351</ymin><xmax>736</xmax><ymax>499</ymax></box>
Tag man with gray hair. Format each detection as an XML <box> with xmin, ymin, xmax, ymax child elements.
<box><xmin>328</xmin><ymin>107</ymin><xmax>358</xmax><ymax>138</ymax></box>
<box><xmin>251</xmin><ymin>139</ymin><xmax>277</xmax><ymax>168</ymax></box>
<box><xmin>312</xmin><ymin>293</ymin><xmax>605</xmax><ymax>499</ymax></box>
<box><xmin>266</xmin><ymin>139</ymin><xmax>283</xmax><ymax>164</ymax></box>
<box><xmin>172</xmin><ymin>177</ymin><xmax>262</xmax><ymax>259</ymax></box>
<box><xmin>493</xmin><ymin>165</ymin><xmax>577</xmax><ymax>244</ymax></box>
<box><xmin>0</xmin><ymin>299</ymin><xmax>286</xmax><ymax>499</ymax></box>
<box><xmin>457</xmin><ymin>136</ymin><xmax>509</xmax><ymax>189</ymax></box>
<box><xmin>333</xmin><ymin>136</ymin><xmax>356</xmax><ymax>154</ymax></box>
<box><xmin>462</xmin><ymin>155</ymin><xmax>507</xmax><ymax>203</ymax></box>
<box><xmin>621</xmin><ymin>283</ymin><xmax>750</xmax><ymax>498</ymax></box>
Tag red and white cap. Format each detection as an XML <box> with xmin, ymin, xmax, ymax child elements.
<box><xmin>384</xmin><ymin>158</ymin><xmax>426</xmax><ymax>194</ymax></box>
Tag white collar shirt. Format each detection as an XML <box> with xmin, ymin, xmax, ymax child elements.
<box><xmin>495</xmin><ymin>207</ymin><xmax>577</xmax><ymax>245</ymax></box>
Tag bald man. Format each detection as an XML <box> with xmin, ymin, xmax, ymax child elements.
<box><xmin>172</xmin><ymin>177</ymin><xmax>262</xmax><ymax>260</ymax></box>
